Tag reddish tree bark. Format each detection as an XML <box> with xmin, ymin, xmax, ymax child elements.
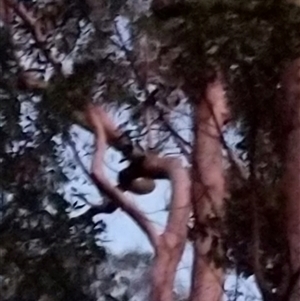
<box><xmin>190</xmin><ymin>73</ymin><xmax>229</xmax><ymax>301</ymax></box>
<box><xmin>86</xmin><ymin>104</ymin><xmax>191</xmax><ymax>301</ymax></box>
<box><xmin>281</xmin><ymin>59</ymin><xmax>300</xmax><ymax>301</ymax></box>
<box><xmin>150</xmin><ymin>158</ymin><xmax>191</xmax><ymax>301</ymax></box>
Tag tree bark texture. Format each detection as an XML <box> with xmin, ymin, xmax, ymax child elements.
<box><xmin>190</xmin><ymin>73</ymin><xmax>229</xmax><ymax>301</ymax></box>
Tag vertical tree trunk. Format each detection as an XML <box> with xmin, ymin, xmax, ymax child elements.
<box><xmin>150</xmin><ymin>158</ymin><xmax>191</xmax><ymax>301</ymax></box>
<box><xmin>281</xmin><ymin>59</ymin><xmax>300</xmax><ymax>301</ymax></box>
<box><xmin>190</xmin><ymin>73</ymin><xmax>229</xmax><ymax>301</ymax></box>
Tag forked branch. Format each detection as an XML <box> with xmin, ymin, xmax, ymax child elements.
<box><xmin>86</xmin><ymin>104</ymin><xmax>191</xmax><ymax>301</ymax></box>
<box><xmin>86</xmin><ymin>104</ymin><xmax>160</xmax><ymax>249</ymax></box>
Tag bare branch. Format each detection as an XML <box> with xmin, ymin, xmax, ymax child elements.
<box><xmin>158</xmin><ymin>110</ymin><xmax>191</xmax><ymax>159</ymax></box>
<box><xmin>150</xmin><ymin>155</ymin><xmax>191</xmax><ymax>301</ymax></box>
<box><xmin>86</xmin><ymin>104</ymin><xmax>160</xmax><ymax>249</ymax></box>
<box><xmin>83</xmin><ymin>103</ymin><xmax>191</xmax><ymax>301</ymax></box>
<box><xmin>113</xmin><ymin>22</ymin><xmax>192</xmax><ymax>163</ymax></box>
<box><xmin>113</xmin><ymin>22</ymin><xmax>146</xmax><ymax>89</ymax></box>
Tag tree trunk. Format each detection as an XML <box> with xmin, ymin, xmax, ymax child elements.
<box><xmin>150</xmin><ymin>157</ymin><xmax>191</xmax><ymax>301</ymax></box>
<box><xmin>190</xmin><ymin>73</ymin><xmax>229</xmax><ymax>301</ymax></box>
<box><xmin>281</xmin><ymin>59</ymin><xmax>300</xmax><ymax>301</ymax></box>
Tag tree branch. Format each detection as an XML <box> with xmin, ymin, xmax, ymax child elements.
<box><xmin>86</xmin><ymin>104</ymin><xmax>160</xmax><ymax>249</ymax></box>
<box><xmin>85</xmin><ymin>103</ymin><xmax>191</xmax><ymax>301</ymax></box>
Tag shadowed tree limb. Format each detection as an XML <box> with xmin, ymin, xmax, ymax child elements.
<box><xmin>82</xmin><ymin>104</ymin><xmax>160</xmax><ymax>249</ymax></box>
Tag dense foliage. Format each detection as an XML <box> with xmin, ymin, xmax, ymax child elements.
<box><xmin>0</xmin><ymin>26</ymin><xmax>107</xmax><ymax>301</ymax></box>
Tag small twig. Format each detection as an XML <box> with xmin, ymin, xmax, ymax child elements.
<box><xmin>146</xmin><ymin>107</ymin><xmax>154</xmax><ymax>149</ymax></box>
<box><xmin>113</xmin><ymin>22</ymin><xmax>146</xmax><ymax>90</ymax></box>
<box><xmin>160</xmin><ymin>114</ymin><xmax>191</xmax><ymax>158</ymax></box>
<box><xmin>112</xmin><ymin>21</ymin><xmax>193</xmax><ymax>164</ymax></box>
<box><xmin>66</xmin><ymin>133</ymin><xmax>94</xmax><ymax>184</ymax></box>
<box><xmin>161</xmin><ymin>115</ymin><xmax>191</xmax><ymax>148</ymax></box>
